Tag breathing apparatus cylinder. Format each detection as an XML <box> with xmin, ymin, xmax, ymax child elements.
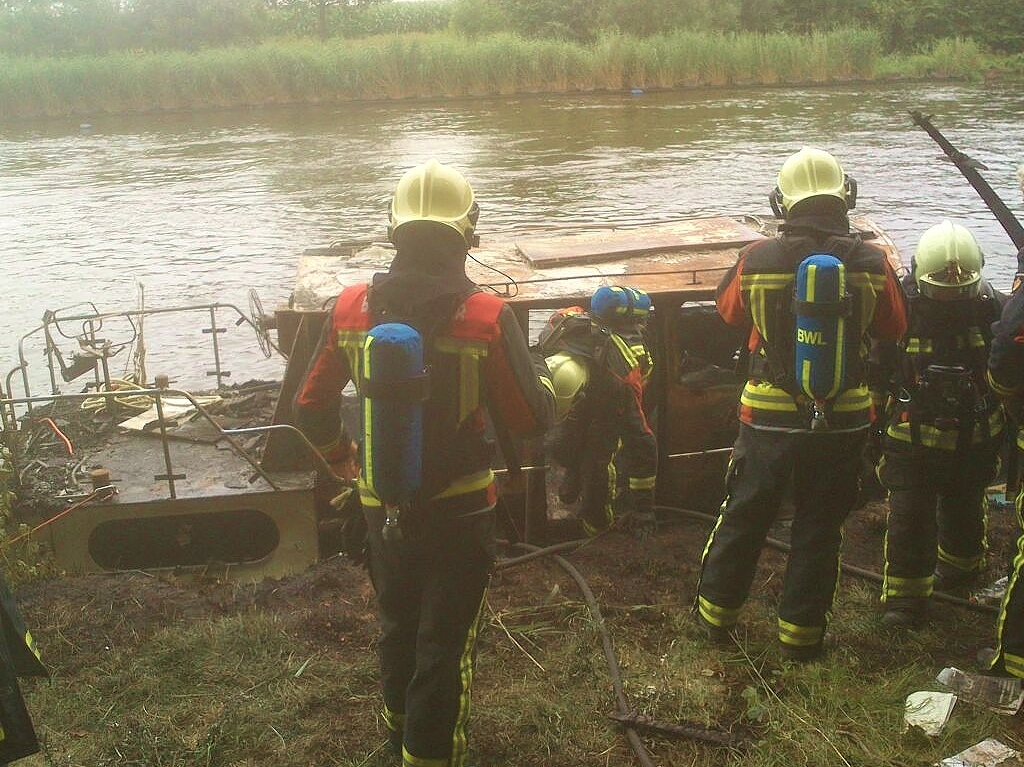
<box><xmin>361</xmin><ymin>322</ymin><xmax>429</xmax><ymax>539</ymax></box>
<box><xmin>793</xmin><ymin>254</ymin><xmax>850</xmax><ymax>429</ymax></box>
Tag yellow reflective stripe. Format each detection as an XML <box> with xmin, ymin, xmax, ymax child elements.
<box><xmin>337</xmin><ymin>329</ymin><xmax>368</xmax><ymax>377</ymax></box>
<box><xmin>830</xmin><ymin>386</ymin><xmax>870</xmax><ymax>412</ymax></box>
<box><xmin>450</xmin><ymin>589</ymin><xmax>487</xmax><ymax>765</ymax></box>
<box><xmin>629</xmin><ymin>475</ymin><xmax>656</xmax><ymax>491</ymax></box>
<box><xmin>967</xmin><ymin>327</ymin><xmax>986</xmax><ymax>348</ymax></box>
<box><xmin>1004</xmin><ymin>653</ymin><xmax>1024</xmax><ymax>679</ymax></box>
<box><xmin>382</xmin><ymin>703</ymin><xmax>405</xmax><ymax>739</ymax></box>
<box><xmin>402</xmin><ymin>750</ymin><xmax>448</xmax><ymax>767</ymax></box>
<box><xmin>990</xmin><ymin>370</ymin><xmax>1021</xmax><ymax>398</ymax></box>
<box><xmin>436</xmin><ymin>337</ymin><xmax>489</xmax><ymax>421</ymax></box>
<box><xmin>24</xmin><ymin>630</ymin><xmax>40</xmax><ymax>661</ymax></box>
<box><xmin>847</xmin><ymin>272</ymin><xmax>888</xmax><ymax>291</ymax></box>
<box><xmin>434</xmin><ymin>469</ymin><xmax>494</xmax><ymax>499</ymax></box>
<box><xmin>740</xmin><ymin>273</ymin><xmax>794</xmax><ymax>289</ymax></box>
<box><xmin>697</xmin><ymin>595</ymin><xmax>740</xmax><ymax>628</ymax></box>
<box><xmin>904</xmin><ymin>337</ymin><xmax>930</xmax><ymax>354</ymax></box>
<box><xmin>740</xmin><ymin>383</ymin><xmax>799</xmax><ymax>412</ymax></box>
<box><xmin>937</xmin><ymin>547</ymin><xmax>986</xmax><ymax>574</ymax></box>
<box><xmin>357</xmin><ymin>470</ymin><xmax>494</xmax><ymax>506</ymax></box>
<box><xmin>887</xmin><ymin>410</ymin><xmax>1004</xmax><ymax>448</ymax></box>
<box><xmin>881</xmin><ymin>573</ymin><xmax>932</xmax><ymax>600</ymax></box>
<box><xmin>610</xmin><ymin>333</ymin><xmax>639</xmax><ymax>368</ymax></box>
<box><xmin>829</xmin><ymin>316</ymin><xmax>846</xmax><ymax>400</ymax></box>
<box><xmin>778</xmin><ymin>618</ymin><xmax>823</xmax><ymax>647</ymax></box>
<box><xmin>360</xmin><ymin>334</ymin><xmax>378</xmax><ymax>493</ymax></box>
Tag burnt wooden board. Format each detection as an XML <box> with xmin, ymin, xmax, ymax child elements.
<box><xmin>514</xmin><ymin>217</ymin><xmax>765</xmax><ymax>268</ymax></box>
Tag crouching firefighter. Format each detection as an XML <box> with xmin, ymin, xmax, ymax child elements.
<box><xmin>878</xmin><ymin>221</ymin><xmax>1005</xmax><ymax>630</ymax></box>
<box><xmin>536</xmin><ymin>287</ymin><xmax>658</xmax><ymax>540</ymax></box>
<box><xmin>293</xmin><ymin>159</ymin><xmax>555</xmax><ymax>767</ymax></box>
<box><xmin>696</xmin><ymin>147</ymin><xmax>907</xmax><ymax>661</ymax></box>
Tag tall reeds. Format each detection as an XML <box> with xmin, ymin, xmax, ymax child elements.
<box><xmin>0</xmin><ymin>29</ymin><xmax>1006</xmax><ymax>120</ymax></box>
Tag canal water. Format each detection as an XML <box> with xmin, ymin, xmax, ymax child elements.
<box><xmin>1</xmin><ymin>80</ymin><xmax>1022</xmax><ymax>392</ymax></box>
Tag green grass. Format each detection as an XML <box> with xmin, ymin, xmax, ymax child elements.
<box><xmin>13</xmin><ymin>518</ymin><xmax>1022</xmax><ymax>767</ymax></box>
<box><xmin>1</xmin><ymin>29</ymin><xmax>1019</xmax><ymax>120</ymax></box>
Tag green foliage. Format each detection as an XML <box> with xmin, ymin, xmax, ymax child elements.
<box><xmin>3</xmin><ymin>27</ymin><xmax>1018</xmax><ymax>120</ymax></box>
<box><xmin>1</xmin><ymin>0</ymin><xmax>1024</xmax><ymax>56</ymax></box>
<box><xmin>449</xmin><ymin>0</ymin><xmax>510</xmax><ymax>39</ymax></box>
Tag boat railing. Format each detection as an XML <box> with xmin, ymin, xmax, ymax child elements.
<box><xmin>4</xmin><ymin>300</ymin><xmax>283</xmax><ymax>414</ymax></box>
<box><xmin>0</xmin><ymin>387</ymin><xmax>283</xmax><ymax>495</ymax></box>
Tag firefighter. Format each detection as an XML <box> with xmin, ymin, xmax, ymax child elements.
<box><xmin>539</xmin><ymin>287</ymin><xmax>658</xmax><ymax>540</ymax></box>
<box><xmin>293</xmin><ymin>159</ymin><xmax>555</xmax><ymax>767</ymax></box>
<box><xmin>695</xmin><ymin>147</ymin><xmax>907</xmax><ymax>661</ymax></box>
<box><xmin>878</xmin><ymin>221</ymin><xmax>1005</xmax><ymax>630</ymax></box>
<box><xmin>978</xmin><ymin>244</ymin><xmax>1024</xmax><ymax>677</ymax></box>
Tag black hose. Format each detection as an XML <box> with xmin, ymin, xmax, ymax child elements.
<box><xmin>506</xmin><ymin>540</ymin><xmax>659</xmax><ymax>767</ymax></box>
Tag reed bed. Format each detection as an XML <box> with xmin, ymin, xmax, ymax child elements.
<box><xmin>0</xmin><ymin>29</ymin><xmax>1009</xmax><ymax>120</ymax></box>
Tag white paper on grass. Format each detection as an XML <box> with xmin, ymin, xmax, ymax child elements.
<box><xmin>936</xmin><ymin>737</ymin><xmax>1023</xmax><ymax>767</ymax></box>
<box><xmin>903</xmin><ymin>691</ymin><xmax>956</xmax><ymax>736</ymax></box>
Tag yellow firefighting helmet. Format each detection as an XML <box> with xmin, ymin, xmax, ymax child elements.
<box><xmin>913</xmin><ymin>220</ymin><xmax>984</xmax><ymax>301</ymax></box>
<box><xmin>388</xmin><ymin>159</ymin><xmax>480</xmax><ymax>248</ymax></box>
<box><xmin>770</xmin><ymin>147</ymin><xmax>857</xmax><ymax>218</ymax></box>
<box><xmin>545</xmin><ymin>352</ymin><xmax>589</xmax><ymax>421</ymax></box>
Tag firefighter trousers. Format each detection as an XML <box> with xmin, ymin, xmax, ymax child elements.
<box><xmin>364</xmin><ymin>501</ymin><xmax>495</xmax><ymax>767</ymax></box>
<box><xmin>986</xmin><ymin>485</ymin><xmax>1024</xmax><ymax>678</ymax></box>
<box><xmin>879</xmin><ymin>439</ymin><xmax>999</xmax><ymax>601</ymax></box>
<box><xmin>697</xmin><ymin>423</ymin><xmax>865</xmax><ymax>647</ymax></box>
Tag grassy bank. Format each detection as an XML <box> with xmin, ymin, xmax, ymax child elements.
<box><xmin>11</xmin><ymin>502</ymin><xmax>1022</xmax><ymax>767</ymax></box>
<box><xmin>1</xmin><ymin>29</ymin><xmax>1016</xmax><ymax>121</ymax></box>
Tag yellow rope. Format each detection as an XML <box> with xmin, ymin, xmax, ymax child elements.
<box><xmin>80</xmin><ymin>377</ymin><xmax>153</xmax><ymax>414</ymax></box>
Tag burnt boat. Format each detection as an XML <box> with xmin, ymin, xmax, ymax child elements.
<box><xmin>0</xmin><ymin>214</ymin><xmax>902</xmax><ymax>580</ymax></box>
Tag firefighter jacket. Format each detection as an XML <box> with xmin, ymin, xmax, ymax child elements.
<box><xmin>294</xmin><ymin>282</ymin><xmax>555</xmax><ymax>514</ymax></box>
<box><xmin>989</xmin><ymin>279</ymin><xmax>1024</xmax><ymax>449</ymax></box>
<box><xmin>716</xmin><ymin>219</ymin><xmax>907</xmax><ymax>431</ymax></box>
<box><xmin>885</xmin><ymin>276</ymin><xmax>1004</xmax><ymax>450</ymax></box>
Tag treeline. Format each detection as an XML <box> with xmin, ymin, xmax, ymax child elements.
<box><xmin>2</xmin><ymin>0</ymin><xmax>1023</xmax><ymax>57</ymax></box>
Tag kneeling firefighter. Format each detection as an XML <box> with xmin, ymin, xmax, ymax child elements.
<box><xmin>878</xmin><ymin>221</ymin><xmax>1005</xmax><ymax>629</ymax></box>
<box><xmin>293</xmin><ymin>159</ymin><xmax>555</xmax><ymax>767</ymax></box>
<box><xmin>537</xmin><ymin>286</ymin><xmax>658</xmax><ymax>539</ymax></box>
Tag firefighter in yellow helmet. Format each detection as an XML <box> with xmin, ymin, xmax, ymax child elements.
<box><xmin>536</xmin><ymin>287</ymin><xmax>658</xmax><ymax>540</ymax></box>
<box><xmin>877</xmin><ymin>221</ymin><xmax>1005</xmax><ymax>630</ymax></box>
<box><xmin>696</xmin><ymin>147</ymin><xmax>907</xmax><ymax>661</ymax></box>
<box><xmin>294</xmin><ymin>159</ymin><xmax>555</xmax><ymax>767</ymax></box>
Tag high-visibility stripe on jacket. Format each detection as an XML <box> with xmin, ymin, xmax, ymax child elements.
<box><xmin>294</xmin><ymin>283</ymin><xmax>554</xmax><ymax>509</ymax></box>
<box><xmin>885</xmin><ymin>277</ymin><xmax>1004</xmax><ymax>449</ymax></box>
<box><xmin>716</xmin><ymin>233</ymin><xmax>907</xmax><ymax>431</ymax></box>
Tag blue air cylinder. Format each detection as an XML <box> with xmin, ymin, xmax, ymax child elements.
<box><xmin>794</xmin><ymin>254</ymin><xmax>848</xmax><ymax>405</ymax></box>
<box><xmin>361</xmin><ymin>322</ymin><xmax>427</xmax><ymax>506</ymax></box>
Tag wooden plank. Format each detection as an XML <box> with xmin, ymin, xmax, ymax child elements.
<box><xmin>514</xmin><ymin>217</ymin><xmax>766</xmax><ymax>268</ymax></box>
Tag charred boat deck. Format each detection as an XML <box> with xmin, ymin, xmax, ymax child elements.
<box><xmin>0</xmin><ymin>215</ymin><xmax>903</xmax><ymax>580</ymax></box>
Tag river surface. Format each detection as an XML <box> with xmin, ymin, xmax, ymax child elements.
<box><xmin>2</xmin><ymin>81</ymin><xmax>1023</xmax><ymax>393</ymax></box>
